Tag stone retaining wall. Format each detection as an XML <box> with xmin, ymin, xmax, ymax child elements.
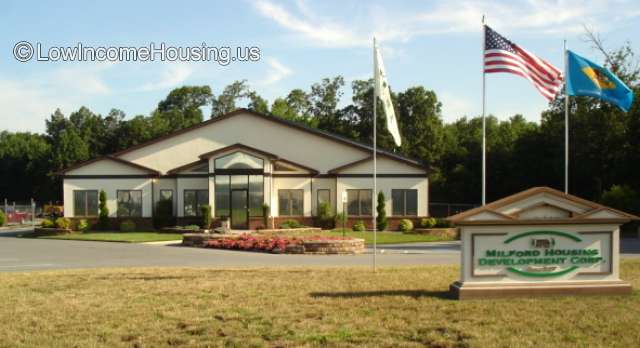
<box><xmin>181</xmin><ymin>233</ymin><xmax>365</xmax><ymax>254</ymax></box>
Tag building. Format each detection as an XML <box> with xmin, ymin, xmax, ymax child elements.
<box><xmin>59</xmin><ymin>109</ymin><xmax>429</xmax><ymax>230</ymax></box>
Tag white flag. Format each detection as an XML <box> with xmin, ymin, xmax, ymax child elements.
<box><xmin>374</xmin><ymin>44</ymin><xmax>401</xmax><ymax>146</ymax></box>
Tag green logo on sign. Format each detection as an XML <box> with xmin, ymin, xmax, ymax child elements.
<box><xmin>478</xmin><ymin>230</ymin><xmax>603</xmax><ymax>277</ymax></box>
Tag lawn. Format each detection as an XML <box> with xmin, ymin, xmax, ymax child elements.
<box><xmin>37</xmin><ymin>231</ymin><xmax>183</xmax><ymax>243</ymax></box>
<box><xmin>260</xmin><ymin>229</ymin><xmax>455</xmax><ymax>244</ymax></box>
<box><xmin>1</xmin><ymin>262</ymin><xmax>639</xmax><ymax>347</ymax></box>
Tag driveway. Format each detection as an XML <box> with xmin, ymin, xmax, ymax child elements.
<box><xmin>0</xmin><ymin>229</ymin><xmax>459</xmax><ymax>272</ymax></box>
<box><xmin>0</xmin><ymin>229</ymin><xmax>638</xmax><ymax>272</ymax></box>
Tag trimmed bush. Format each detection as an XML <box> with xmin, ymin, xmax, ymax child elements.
<box><xmin>420</xmin><ymin>217</ymin><xmax>437</xmax><ymax>228</ymax></box>
<box><xmin>119</xmin><ymin>219</ymin><xmax>136</xmax><ymax>232</ymax></box>
<box><xmin>154</xmin><ymin>199</ymin><xmax>175</xmax><ymax>228</ymax></box>
<box><xmin>434</xmin><ymin>218</ymin><xmax>453</xmax><ymax>228</ymax></box>
<box><xmin>200</xmin><ymin>204</ymin><xmax>212</xmax><ymax>229</ymax></box>
<box><xmin>54</xmin><ymin>217</ymin><xmax>71</xmax><ymax>230</ymax></box>
<box><xmin>314</xmin><ymin>202</ymin><xmax>335</xmax><ymax>229</ymax></box>
<box><xmin>352</xmin><ymin>220</ymin><xmax>366</xmax><ymax>232</ymax></box>
<box><xmin>376</xmin><ymin>191</ymin><xmax>388</xmax><ymax>231</ymax></box>
<box><xmin>77</xmin><ymin>219</ymin><xmax>89</xmax><ymax>232</ymax></box>
<box><xmin>279</xmin><ymin>219</ymin><xmax>302</xmax><ymax>229</ymax></box>
<box><xmin>0</xmin><ymin>209</ymin><xmax>5</xmax><ymax>227</ymax></box>
<box><xmin>41</xmin><ymin>219</ymin><xmax>55</xmax><ymax>228</ymax></box>
<box><xmin>398</xmin><ymin>219</ymin><xmax>414</xmax><ymax>232</ymax></box>
<box><xmin>98</xmin><ymin>190</ymin><xmax>109</xmax><ymax>230</ymax></box>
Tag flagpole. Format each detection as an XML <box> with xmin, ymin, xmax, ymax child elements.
<box><xmin>481</xmin><ymin>15</ymin><xmax>487</xmax><ymax>205</ymax></box>
<box><xmin>564</xmin><ymin>40</ymin><xmax>569</xmax><ymax>194</ymax></box>
<box><xmin>372</xmin><ymin>37</ymin><xmax>377</xmax><ymax>272</ymax></box>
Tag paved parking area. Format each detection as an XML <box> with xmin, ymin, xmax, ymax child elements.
<box><xmin>0</xmin><ymin>228</ymin><xmax>637</xmax><ymax>272</ymax></box>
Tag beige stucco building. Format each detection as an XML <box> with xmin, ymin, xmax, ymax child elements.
<box><xmin>60</xmin><ymin>109</ymin><xmax>429</xmax><ymax>229</ymax></box>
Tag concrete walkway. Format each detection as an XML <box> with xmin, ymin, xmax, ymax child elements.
<box><xmin>0</xmin><ymin>228</ymin><xmax>637</xmax><ymax>272</ymax></box>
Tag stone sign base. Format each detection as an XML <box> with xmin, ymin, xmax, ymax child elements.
<box><xmin>449</xmin><ymin>280</ymin><xmax>633</xmax><ymax>300</ymax></box>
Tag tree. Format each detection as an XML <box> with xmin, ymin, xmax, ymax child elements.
<box><xmin>376</xmin><ymin>191</ymin><xmax>388</xmax><ymax>231</ymax></box>
<box><xmin>310</xmin><ymin>76</ymin><xmax>345</xmax><ymax>131</ymax></box>
<box><xmin>211</xmin><ymin>80</ymin><xmax>249</xmax><ymax>117</ymax></box>
<box><xmin>156</xmin><ymin>86</ymin><xmax>212</xmax><ymax>131</ymax></box>
<box><xmin>98</xmin><ymin>190</ymin><xmax>109</xmax><ymax>230</ymax></box>
<box><xmin>247</xmin><ymin>91</ymin><xmax>269</xmax><ymax>114</ymax></box>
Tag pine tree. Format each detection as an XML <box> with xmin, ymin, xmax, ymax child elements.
<box><xmin>376</xmin><ymin>191</ymin><xmax>388</xmax><ymax>231</ymax></box>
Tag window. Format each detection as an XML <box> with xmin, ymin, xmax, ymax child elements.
<box><xmin>279</xmin><ymin>190</ymin><xmax>304</xmax><ymax>216</ymax></box>
<box><xmin>317</xmin><ymin>189</ymin><xmax>330</xmax><ymax>215</ymax></box>
<box><xmin>73</xmin><ymin>190</ymin><xmax>98</xmax><ymax>217</ymax></box>
<box><xmin>215</xmin><ymin>151</ymin><xmax>263</xmax><ymax>170</ymax></box>
<box><xmin>215</xmin><ymin>175</ymin><xmax>264</xmax><ymax>217</ymax></box>
<box><xmin>160</xmin><ymin>189</ymin><xmax>173</xmax><ymax>202</ymax></box>
<box><xmin>347</xmin><ymin>189</ymin><xmax>372</xmax><ymax>216</ymax></box>
<box><xmin>392</xmin><ymin>189</ymin><xmax>418</xmax><ymax>216</ymax></box>
<box><xmin>215</xmin><ymin>176</ymin><xmax>230</xmax><ymax>217</ymax></box>
<box><xmin>184</xmin><ymin>190</ymin><xmax>208</xmax><ymax>217</ymax></box>
<box><xmin>249</xmin><ymin>175</ymin><xmax>264</xmax><ymax>217</ymax></box>
<box><xmin>117</xmin><ymin>190</ymin><xmax>142</xmax><ymax>217</ymax></box>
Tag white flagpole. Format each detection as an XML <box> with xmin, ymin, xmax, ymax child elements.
<box><xmin>481</xmin><ymin>15</ymin><xmax>487</xmax><ymax>205</ymax></box>
<box><xmin>564</xmin><ymin>39</ymin><xmax>569</xmax><ymax>194</ymax></box>
<box><xmin>372</xmin><ymin>37</ymin><xmax>378</xmax><ymax>272</ymax></box>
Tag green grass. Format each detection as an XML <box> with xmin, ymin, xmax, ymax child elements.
<box><xmin>0</xmin><ymin>261</ymin><xmax>639</xmax><ymax>347</ymax></box>
<box><xmin>259</xmin><ymin>229</ymin><xmax>455</xmax><ymax>244</ymax></box>
<box><xmin>37</xmin><ymin>231</ymin><xmax>183</xmax><ymax>243</ymax></box>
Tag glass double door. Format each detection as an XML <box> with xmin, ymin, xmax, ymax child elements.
<box><xmin>230</xmin><ymin>189</ymin><xmax>249</xmax><ymax>229</ymax></box>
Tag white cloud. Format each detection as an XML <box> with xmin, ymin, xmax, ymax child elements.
<box><xmin>136</xmin><ymin>63</ymin><xmax>194</xmax><ymax>92</ymax></box>
<box><xmin>0</xmin><ymin>62</ymin><xmax>116</xmax><ymax>132</ymax></box>
<box><xmin>257</xmin><ymin>58</ymin><xmax>293</xmax><ymax>86</ymax></box>
<box><xmin>254</xmin><ymin>0</ymin><xmax>365</xmax><ymax>47</ymax></box>
<box><xmin>253</xmin><ymin>0</ymin><xmax>640</xmax><ymax>48</ymax></box>
<box><xmin>439</xmin><ymin>92</ymin><xmax>475</xmax><ymax>123</ymax></box>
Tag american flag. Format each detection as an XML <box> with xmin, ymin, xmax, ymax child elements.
<box><xmin>484</xmin><ymin>25</ymin><xmax>563</xmax><ymax>101</ymax></box>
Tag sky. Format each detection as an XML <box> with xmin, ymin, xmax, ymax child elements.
<box><xmin>1</xmin><ymin>0</ymin><xmax>639</xmax><ymax>133</ymax></box>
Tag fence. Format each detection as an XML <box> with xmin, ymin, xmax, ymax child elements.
<box><xmin>0</xmin><ymin>199</ymin><xmax>43</xmax><ymax>225</ymax></box>
<box><xmin>428</xmin><ymin>202</ymin><xmax>478</xmax><ymax>218</ymax></box>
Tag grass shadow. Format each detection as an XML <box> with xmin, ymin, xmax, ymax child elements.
<box><xmin>310</xmin><ymin>289</ymin><xmax>454</xmax><ymax>300</ymax></box>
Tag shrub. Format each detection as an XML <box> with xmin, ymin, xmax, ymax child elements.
<box><xmin>41</xmin><ymin>219</ymin><xmax>55</xmax><ymax>228</ymax></box>
<box><xmin>119</xmin><ymin>219</ymin><xmax>136</xmax><ymax>232</ymax></box>
<box><xmin>434</xmin><ymin>218</ymin><xmax>453</xmax><ymax>228</ymax></box>
<box><xmin>98</xmin><ymin>190</ymin><xmax>109</xmax><ymax>230</ymax></box>
<box><xmin>334</xmin><ymin>212</ymin><xmax>347</xmax><ymax>227</ymax></box>
<box><xmin>420</xmin><ymin>217</ymin><xmax>437</xmax><ymax>228</ymax></box>
<box><xmin>200</xmin><ymin>204</ymin><xmax>212</xmax><ymax>229</ymax></box>
<box><xmin>352</xmin><ymin>220</ymin><xmax>366</xmax><ymax>232</ymax></box>
<box><xmin>279</xmin><ymin>219</ymin><xmax>302</xmax><ymax>229</ymax></box>
<box><xmin>54</xmin><ymin>217</ymin><xmax>71</xmax><ymax>230</ymax></box>
<box><xmin>154</xmin><ymin>199</ymin><xmax>175</xmax><ymax>228</ymax></box>
<box><xmin>184</xmin><ymin>225</ymin><xmax>201</xmax><ymax>231</ymax></box>
<box><xmin>262</xmin><ymin>204</ymin><xmax>270</xmax><ymax>228</ymax></box>
<box><xmin>376</xmin><ymin>191</ymin><xmax>388</xmax><ymax>231</ymax></box>
<box><xmin>0</xmin><ymin>209</ymin><xmax>5</xmax><ymax>227</ymax></box>
<box><xmin>314</xmin><ymin>202</ymin><xmax>335</xmax><ymax>229</ymax></box>
<box><xmin>77</xmin><ymin>219</ymin><xmax>89</xmax><ymax>232</ymax></box>
<box><xmin>398</xmin><ymin>219</ymin><xmax>414</xmax><ymax>232</ymax></box>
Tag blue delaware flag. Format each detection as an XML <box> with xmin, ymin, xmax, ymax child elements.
<box><xmin>566</xmin><ymin>50</ymin><xmax>634</xmax><ymax>112</ymax></box>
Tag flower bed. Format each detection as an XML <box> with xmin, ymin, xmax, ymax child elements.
<box><xmin>200</xmin><ymin>234</ymin><xmax>363</xmax><ymax>254</ymax></box>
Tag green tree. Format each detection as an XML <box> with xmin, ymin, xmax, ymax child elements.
<box><xmin>376</xmin><ymin>191</ymin><xmax>388</xmax><ymax>231</ymax></box>
<box><xmin>98</xmin><ymin>190</ymin><xmax>109</xmax><ymax>230</ymax></box>
<box><xmin>156</xmin><ymin>86</ymin><xmax>212</xmax><ymax>131</ymax></box>
<box><xmin>211</xmin><ymin>80</ymin><xmax>249</xmax><ymax>117</ymax></box>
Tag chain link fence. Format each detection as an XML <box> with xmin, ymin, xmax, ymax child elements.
<box><xmin>0</xmin><ymin>199</ymin><xmax>44</xmax><ymax>225</ymax></box>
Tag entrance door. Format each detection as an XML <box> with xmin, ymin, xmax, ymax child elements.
<box><xmin>231</xmin><ymin>189</ymin><xmax>249</xmax><ymax>229</ymax></box>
